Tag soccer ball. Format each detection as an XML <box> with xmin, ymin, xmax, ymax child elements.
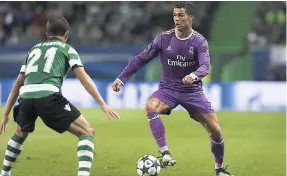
<box><xmin>136</xmin><ymin>155</ymin><xmax>161</xmax><ymax>176</ymax></box>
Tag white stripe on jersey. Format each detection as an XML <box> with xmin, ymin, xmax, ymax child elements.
<box><xmin>68</xmin><ymin>47</ymin><xmax>78</xmax><ymax>55</ymax></box>
<box><xmin>69</xmin><ymin>59</ymin><xmax>83</xmax><ymax>67</ymax></box>
<box><xmin>19</xmin><ymin>84</ymin><xmax>59</xmax><ymax>95</ymax></box>
<box><xmin>20</xmin><ymin>65</ymin><xmax>26</xmax><ymax>73</ymax></box>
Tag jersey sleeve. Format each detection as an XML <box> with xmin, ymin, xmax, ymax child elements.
<box><xmin>192</xmin><ymin>40</ymin><xmax>211</xmax><ymax>80</ymax></box>
<box><xmin>117</xmin><ymin>34</ymin><xmax>162</xmax><ymax>84</ymax></box>
<box><xmin>19</xmin><ymin>52</ymin><xmax>29</xmax><ymax>74</ymax></box>
<box><xmin>67</xmin><ymin>46</ymin><xmax>83</xmax><ymax>69</ymax></box>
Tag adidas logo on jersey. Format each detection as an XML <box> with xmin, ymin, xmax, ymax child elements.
<box><xmin>64</xmin><ymin>103</ymin><xmax>71</xmax><ymax>111</ymax></box>
<box><xmin>166</xmin><ymin>46</ymin><xmax>172</xmax><ymax>51</ymax></box>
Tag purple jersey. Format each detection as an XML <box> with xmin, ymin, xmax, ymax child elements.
<box><xmin>118</xmin><ymin>29</ymin><xmax>210</xmax><ymax>93</ymax></box>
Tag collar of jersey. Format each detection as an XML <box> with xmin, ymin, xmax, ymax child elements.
<box><xmin>174</xmin><ymin>28</ymin><xmax>194</xmax><ymax>41</ymax></box>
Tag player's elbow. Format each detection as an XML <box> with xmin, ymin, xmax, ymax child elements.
<box><xmin>205</xmin><ymin>67</ymin><xmax>210</xmax><ymax>76</ymax></box>
<box><xmin>74</xmin><ymin>67</ymin><xmax>86</xmax><ymax>79</ymax></box>
<box><xmin>134</xmin><ymin>55</ymin><xmax>149</xmax><ymax>68</ymax></box>
<box><xmin>203</xmin><ymin>64</ymin><xmax>211</xmax><ymax>76</ymax></box>
<box><xmin>17</xmin><ymin>74</ymin><xmax>25</xmax><ymax>85</ymax></box>
<box><xmin>13</xmin><ymin>74</ymin><xmax>25</xmax><ymax>93</ymax></box>
<box><xmin>74</xmin><ymin>67</ymin><xmax>91</xmax><ymax>85</ymax></box>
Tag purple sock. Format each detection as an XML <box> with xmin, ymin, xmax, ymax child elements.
<box><xmin>147</xmin><ymin>112</ymin><xmax>168</xmax><ymax>151</ymax></box>
<box><xmin>210</xmin><ymin>136</ymin><xmax>224</xmax><ymax>169</ymax></box>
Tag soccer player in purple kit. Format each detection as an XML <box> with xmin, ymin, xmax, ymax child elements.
<box><xmin>112</xmin><ymin>2</ymin><xmax>233</xmax><ymax>176</ymax></box>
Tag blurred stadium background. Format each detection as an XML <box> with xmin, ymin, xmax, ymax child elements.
<box><xmin>0</xmin><ymin>1</ymin><xmax>286</xmax><ymax>176</ymax></box>
<box><xmin>0</xmin><ymin>1</ymin><xmax>285</xmax><ymax>110</ymax></box>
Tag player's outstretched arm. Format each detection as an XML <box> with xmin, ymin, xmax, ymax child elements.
<box><xmin>74</xmin><ymin>67</ymin><xmax>120</xmax><ymax>120</ymax></box>
<box><xmin>114</xmin><ymin>34</ymin><xmax>162</xmax><ymax>89</ymax></box>
<box><xmin>0</xmin><ymin>74</ymin><xmax>24</xmax><ymax>134</ymax></box>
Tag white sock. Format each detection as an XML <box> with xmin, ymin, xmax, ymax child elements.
<box><xmin>215</xmin><ymin>162</ymin><xmax>223</xmax><ymax>169</ymax></box>
<box><xmin>160</xmin><ymin>146</ymin><xmax>169</xmax><ymax>153</ymax></box>
<box><xmin>1</xmin><ymin>170</ymin><xmax>11</xmax><ymax>176</ymax></box>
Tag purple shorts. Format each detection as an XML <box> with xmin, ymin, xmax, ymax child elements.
<box><xmin>150</xmin><ymin>88</ymin><xmax>214</xmax><ymax>117</ymax></box>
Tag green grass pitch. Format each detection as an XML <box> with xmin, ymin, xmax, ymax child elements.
<box><xmin>0</xmin><ymin>108</ymin><xmax>285</xmax><ymax>176</ymax></box>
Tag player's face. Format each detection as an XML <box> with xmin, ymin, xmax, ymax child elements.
<box><xmin>173</xmin><ymin>8</ymin><xmax>193</xmax><ymax>31</ymax></box>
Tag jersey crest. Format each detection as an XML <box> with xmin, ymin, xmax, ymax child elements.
<box><xmin>188</xmin><ymin>46</ymin><xmax>194</xmax><ymax>55</ymax></box>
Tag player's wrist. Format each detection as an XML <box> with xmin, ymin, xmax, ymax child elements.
<box><xmin>116</xmin><ymin>78</ymin><xmax>124</xmax><ymax>85</ymax></box>
<box><xmin>3</xmin><ymin>109</ymin><xmax>10</xmax><ymax>116</ymax></box>
<box><xmin>98</xmin><ymin>101</ymin><xmax>106</xmax><ymax>107</ymax></box>
<box><xmin>3</xmin><ymin>112</ymin><xmax>9</xmax><ymax>118</ymax></box>
<box><xmin>189</xmin><ymin>73</ymin><xmax>199</xmax><ymax>81</ymax></box>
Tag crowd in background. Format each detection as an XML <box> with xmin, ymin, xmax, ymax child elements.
<box><xmin>248</xmin><ymin>1</ymin><xmax>286</xmax><ymax>46</ymax></box>
<box><xmin>0</xmin><ymin>1</ymin><xmax>285</xmax><ymax>81</ymax></box>
<box><xmin>0</xmin><ymin>1</ymin><xmax>285</xmax><ymax>47</ymax></box>
<box><xmin>242</xmin><ymin>1</ymin><xmax>286</xmax><ymax>81</ymax></box>
<box><xmin>0</xmin><ymin>1</ymin><xmax>217</xmax><ymax>46</ymax></box>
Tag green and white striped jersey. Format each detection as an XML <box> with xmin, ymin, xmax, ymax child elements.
<box><xmin>19</xmin><ymin>38</ymin><xmax>83</xmax><ymax>98</ymax></box>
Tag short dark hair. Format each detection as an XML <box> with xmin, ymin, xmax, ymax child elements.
<box><xmin>174</xmin><ymin>2</ymin><xmax>194</xmax><ymax>15</ymax></box>
<box><xmin>46</xmin><ymin>16</ymin><xmax>69</xmax><ymax>36</ymax></box>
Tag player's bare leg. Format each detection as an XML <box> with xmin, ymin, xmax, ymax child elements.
<box><xmin>196</xmin><ymin>113</ymin><xmax>233</xmax><ymax>176</ymax></box>
<box><xmin>0</xmin><ymin>126</ymin><xmax>29</xmax><ymax>176</ymax></box>
<box><xmin>145</xmin><ymin>98</ymin><xmax>176</xmax><ymax>168</ymax></box>
<box><xmin>68</xmin><ymin>114</ymin><xmax>95</xmax><ymax>176</ymax></box>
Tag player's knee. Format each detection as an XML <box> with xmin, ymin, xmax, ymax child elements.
<box><xmin>83</xmin><ymin>126</ymin><xmax>95</xmax><ymax>137</ymax></box>
<box><xmin>15</xmin><ymin>130</ymin><xmax>23</xmax><ymax>137</ymax></box>
<box><xmin>88</xmin><ymin>127</ymin><xmax>95</xmax><ymax>137</ymax></box>
<box><xmin>145</xmin><ymin>101</ymin><xmax>160</xmax><ymax>113</ymax></box>
<box><xmin>15</xmin><ymin>127</ymin><xmax>29</xmax><ymax>139</ymax></box>
<box><xmin>210</xmin><ymin>125</ymin><xmax>222</xmax><ymax>141</ymax></box>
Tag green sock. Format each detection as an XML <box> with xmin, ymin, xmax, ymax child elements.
<box><xmin>1</xmin><ymin>134</ymin><xmax>25</xmax><ymax>175</ymax></box>
<box><xmin>77</xmin><ymin>136</ymin><xmax>94</xmax><ymax>176</ymax></box>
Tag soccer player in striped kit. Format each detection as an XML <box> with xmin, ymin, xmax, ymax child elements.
<box><xmin>0</xmin><ymin>16</ymin><xmax>119</xmax><ymax>176</ymax></box>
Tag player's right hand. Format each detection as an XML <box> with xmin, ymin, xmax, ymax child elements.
<box><xmin>100</xmin><ymin>103</ymin><xmax>120</xmax><ymax>120</ymax></box>
<box><xmin>112</xmin><ymin>79</ymin><xmax>123</xmax><ymax>92</ymax></box>
<box><xmin>0</xmin><ymin>115</ymin><xmax>9</xmax><ymax>135</ymax></box>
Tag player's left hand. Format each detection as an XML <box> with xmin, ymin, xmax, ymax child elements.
<box><xmin>100</xmin><ymin>103</ymin><xmax>120</xmax><ymax>120</ymax></box>
<box><xmin>182</xmin><ymin>73</ymin><xmax>198</xmax><ymax>84</ymax></box>
<box><xmin>0</xmin><ymin>114</ymin><xmax>9</xmax><ymax>135</ymax></box>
